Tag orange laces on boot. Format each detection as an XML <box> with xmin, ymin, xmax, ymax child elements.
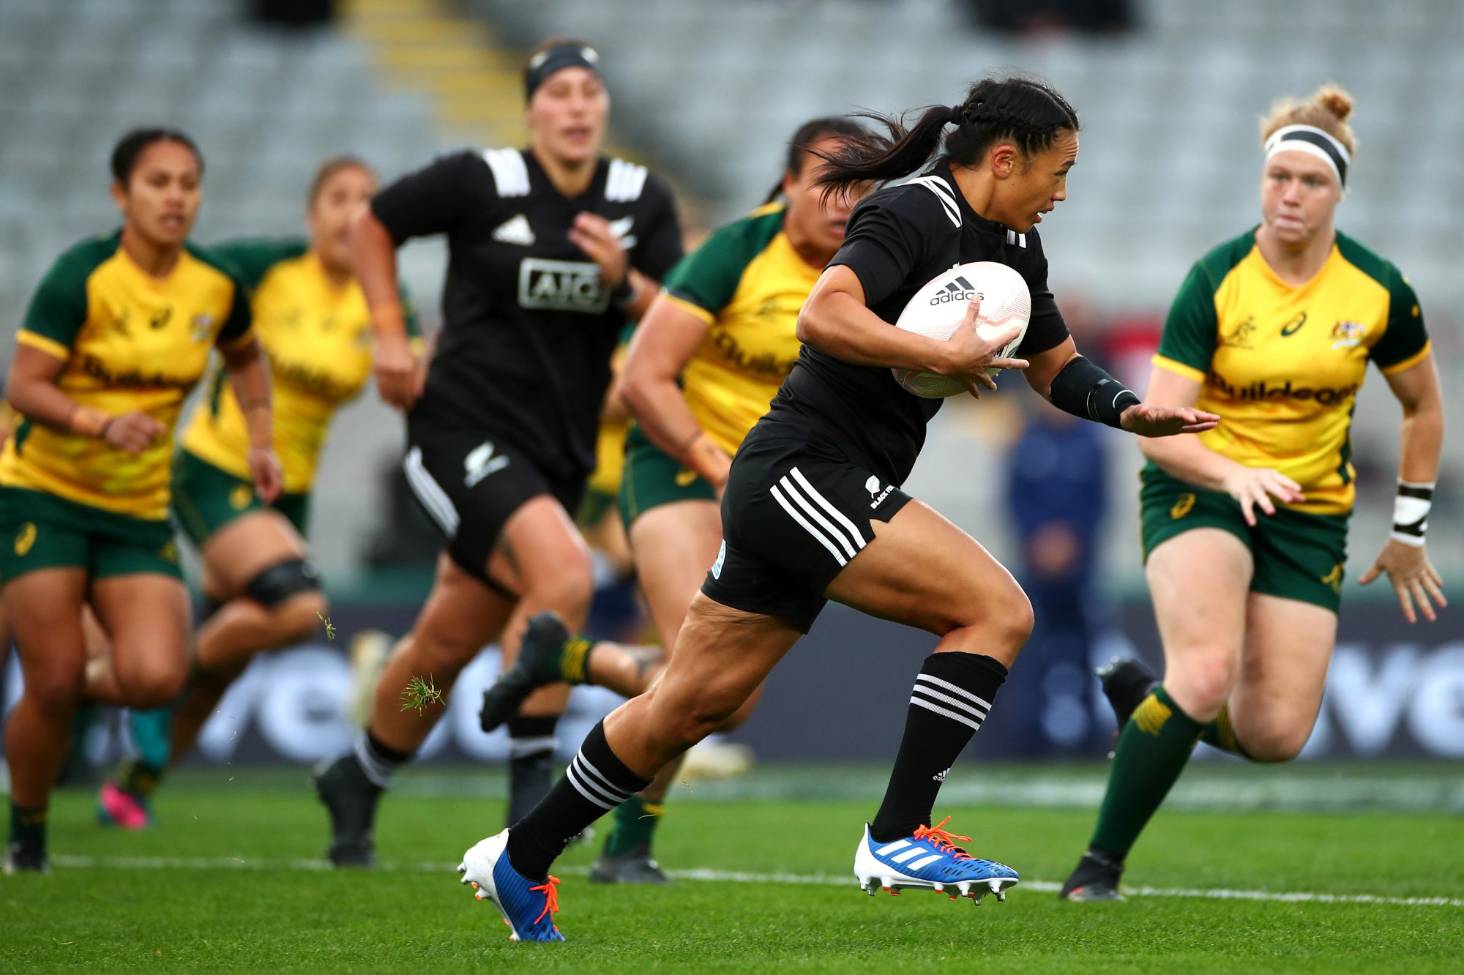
<box><xmin>913</xmin><ymin>816</ymin><xmax>972</xmax><ymax>860</ymax></box>
<box><xmin>530</xmin><ymin>875</ymin><xmax>561</xmax><ymax>925</ymax></box>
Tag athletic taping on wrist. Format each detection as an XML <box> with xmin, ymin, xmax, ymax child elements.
<box><xmin>1047</xmin><ymin>355</ymin><xmax>1141</xmax><ymax>428</ymax></box>
<box><xmin>1391</xmin><ymin>481</ymin><xmax>1434</xmax><ymax>547</ymax></box>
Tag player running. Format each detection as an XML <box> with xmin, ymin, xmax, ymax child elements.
<box><xmin>1059</xmin><ymin>85</ymin><xmax>1445</xmax><ymax>901</ymax></box>
<box><xmin>455</xmin><ymin>78</ymin><xmax>1215</xmax><ymax>940</ymax></box>
<box><xmin>95</xmin><ymin>157</ymin><xmax>419</xmax><ymax>828</ymax></box>
<box><xmin>313</xmin><ymin>38</ymin><xmax>682</xmax><ymax>867</ymax></box>
<box><xmin>479</xmin><ymin>116</ymin><xmax>867</xmax><ymax>883</ymax></box>
<box><xmin>2</xmin><ymin>129</ymin><xmax>278</xmax><ymax>872</ymax></box>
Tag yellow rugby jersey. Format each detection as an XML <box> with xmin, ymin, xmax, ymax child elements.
<box><xmin>586</xmin><ymin>324</ymin><xmax>636</xmax><ymax>497</ymax></box>
<box><xmin>2</xmin><ymin>232</ymin><xmax>252</xmax><ymax>519</ymax></box>
<box><xmin>1153</xmin><ymin>228</ymin><xmax>1430</xmax><ymax>514</ymax></box>
<box><xmin>660</xmin><ymin>202</ymin><xmax>819</xmax><ymax>455</ymax></box>
<box><xmin>180</xmin><ymin>239</ymin><xmax>418</xmax><ymax>494</ymax></box>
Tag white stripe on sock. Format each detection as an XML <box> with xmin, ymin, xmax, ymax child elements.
<box><xmin>770</xmin><ymin>483</ymin><xmax>847</xmax><ymax>566</ymax></box>
<box><xmin>915</xmin><ymin>673</ymin><xmax>992</xmax><ymax>711</ymax></box>
<box><xmin>353</xmin><ymin>734</ymin><xmax>397</xmax><ymax>789</ymax></box>
<box><xmin>911</xmin><ymin>685</ymin><xmax>988</xmax><ymax>722</ymax></box>
<box><xmin>573</xmin><ymin>754</ymin><xmax>633</xmax><ymax>804</ymax></box>
<box><xmin>909</xmin><ymin>696</ymin><xmax>981</xmax><ymax>731</ymax></box>
<box><xmin>565</xmin><ymin>762</ymin><xmax>619</xmax><ymax>810</ymax></box>
<box><xmin>508</xmin><ymin>735</ymin><xmax>557</xmax><ymax>759</ymax></box>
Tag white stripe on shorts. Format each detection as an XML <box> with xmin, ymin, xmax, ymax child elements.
<box><xmin>403</xmin><ymin>446</ymin><xmax>460</xmax><ymax>537</ymax></box>
<box><xmin>789</xmin><ymin>466</ymin><xmax>866</xmax><ymax>553</ymax></box>
<box><xmin>778</xmin><ymin>475</ymin><xmax>858</xmax><ymax>560</ymax></box>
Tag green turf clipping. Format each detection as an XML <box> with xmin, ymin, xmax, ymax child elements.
<box><xmin>3</xmin><ymin>763</ymin><xmax>1461</xmax><ymax>973</ymax></box>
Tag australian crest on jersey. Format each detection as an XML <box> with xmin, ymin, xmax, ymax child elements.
<box><xmin>480</xmin><ymin>147</ymin><xmax>646</xmax><ymax>317</ymax></box>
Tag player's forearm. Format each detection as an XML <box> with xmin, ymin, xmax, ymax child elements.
<box><xmin>1139</xmin><ymin>433</ymin><xmax>1245</xmax><ymax>493</ymax></box>
<box><xmin>223</xmin><ymin>342</ymin><xmax>274</xmax><ymax>447</ymax></box>
<box><xmin>622</xmin><ymin>369</ymin><xmax>702</xmax><ymax>462</ymax></box>
<box><xmin>1396</xmin><ymin>397</ymin><xmax>1443</xmax><ymax>486</ymax></box>
<box><xmin>350</xmin><ymin>209</ymin><xmax>408</xmax><ymax>337</ymax></box>
<box><xmin>6</xmin><ymin>351</ymin><xmax>109</xmax><ymax>437</ymax></box>
<box><xmin>797</xmin><ymin>290</ymin><xmax>948</xmax><ymax>372</ymax></box>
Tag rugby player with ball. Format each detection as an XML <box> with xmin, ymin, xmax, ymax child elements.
<box><xmin>455</xmin><ymin>77</ymin><xmax>1216</xmax><ymax>941</ymax></box>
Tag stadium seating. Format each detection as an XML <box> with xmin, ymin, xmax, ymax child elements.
<box><xmin>0</xmin><ymin>0</ymin><xmax>1457</xmax><ymax>576</ymax></box>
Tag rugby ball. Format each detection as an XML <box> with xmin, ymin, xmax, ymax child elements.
<box><xmin>891</xmin><ymin>261</ymin><xmax>1031</xmax><ymax>398</ymax></box>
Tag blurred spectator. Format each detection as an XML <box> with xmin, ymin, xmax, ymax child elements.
<box><xmin>1003</xmin><ymin>395</ymin><xmax>1110</xmax><ymax>754</ymax></box>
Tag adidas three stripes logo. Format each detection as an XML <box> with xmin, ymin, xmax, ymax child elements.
<box><xmin>565</xmin><ymin>751</ymin><xmax>635</xmax><ymax>811</ymax></box>
<box><xmin>910</xmin><ymin>673</ymin><xmax>991</xmax><ymax>732</ymax></box>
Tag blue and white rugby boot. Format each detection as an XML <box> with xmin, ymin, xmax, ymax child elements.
<box><xmin>458</xmin><ymin>829</ymin><xmax>565</xmax><ymax>942</ymax></box>
<box><xmin>854</xmin><ymin>816</ymin><xmax>1019</xmax><ymax>904</ymax></box>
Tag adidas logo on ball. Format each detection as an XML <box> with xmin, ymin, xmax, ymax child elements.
<box><xmin>929</xmin><ymin>276</ymin><xmax>983</xmax><ymax>305</ymax></box>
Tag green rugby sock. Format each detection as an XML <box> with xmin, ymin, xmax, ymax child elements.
<box><xmin>1089</xmin><ymin>686</ymin><xmax>1203</xmax><ymax>860</ymax></box>
<box><xmin>8</xmin><ymin>802</ymin><xmax>47</xmax><ymax>851</ymax></box>
<box><xmin>116</xmin><ymin>758</ymin><xmax>164</xmax><ymax>799</ymax></box>
<box><xmin>602</xmin><ymin>795</ymin><xmax>663</xmax><ymax>857</ymax></box>
<box><xmin>558</xmin><ymin>635</ymin><xmax>596</xmax><ymax>685</ymax></box>
<box><xmin>1198</xmin><ymin>704</ymin><xmax>1253</xmax><ymax>758</ymax></box>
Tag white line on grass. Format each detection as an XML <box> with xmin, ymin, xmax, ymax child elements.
<box><xmin>49</xmin><ymin>855</ymin><xmax>1464</xmax><ymax>909</ymax></box>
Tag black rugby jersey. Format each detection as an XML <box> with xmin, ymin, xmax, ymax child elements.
<box><xmin>764</xmin><ymin>159</ymin><xmax>1069</xmax><ymax>483</ymax></box>
<box><xmin>372</xmin><ymin>147</ymin><xmax>682</xmax><ymax>482</ymax></box>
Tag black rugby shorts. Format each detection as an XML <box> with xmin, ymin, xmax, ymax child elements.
<box><xmin>402</xmin><ymin>423</ymin><xmax>585</xmax><ymax>588</ymax></box>
<box><xmin>701</xmin><ymin>433</ymin><xmax>912</xmax><ymax>632</ymax></box>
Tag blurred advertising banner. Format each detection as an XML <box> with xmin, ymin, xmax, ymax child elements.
<box><xmin>3</xmin><ymin>599</ymin><xmax>1460</xmax><ymax>764</ymax></box>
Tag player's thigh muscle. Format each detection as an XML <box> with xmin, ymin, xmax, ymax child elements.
<box><xmin>200</xmin><ymin>510</ymin><xmax>309</xmax><ymax>599</ymax></box>
<box><xmin>1144</xmin><ymin>527</ymin><xmax>1253</xmax><ymax>720</ymax></box>
<box><xmin>1228</xmin><ymin>592</ymin><xmax>1336</xmax><ymax>761</ymax></box>
<box><xmin>628</xmin><ymin>498</ymin><xmax>723</xmax><ymax>651</ymax></box>
<box><xmin>825</xmin><ymin>500</ymin><xmax>1031</xmax><ymax>642</ymax></box>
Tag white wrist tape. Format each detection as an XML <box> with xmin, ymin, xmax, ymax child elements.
<box><xmin>1391</xmin><ymin>481</ymin><xmax>1434</xmax><ymax>547</ymax></box>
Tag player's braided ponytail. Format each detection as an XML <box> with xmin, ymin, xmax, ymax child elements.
<box><xmin>815</xmin><ymin>77</ymin><xmax>1078</xmax><ymax>199</ymax></box>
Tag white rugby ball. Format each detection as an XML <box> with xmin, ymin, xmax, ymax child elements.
<box><xmin>891</xmin><ymin>261</ymin><xmax>1031</xmax><ymax>399</ymax></box>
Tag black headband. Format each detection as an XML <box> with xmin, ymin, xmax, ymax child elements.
<box><xmin>1264</xmin><ymin>125</ymin><xmax>1350</xmax><ymax>187</ymax></box>
<box><xmin>524</xmin><ymin>43</ymin><xmax>601</xmax><ymax>101</ymax></box>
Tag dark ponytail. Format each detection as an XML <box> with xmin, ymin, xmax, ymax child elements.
<box><xmin>110</xmin><ymin>127</ymin><xmax>204</xmax><ymax>187</ymax></box>
<box><xmin>763</xmin><ymin>115</ymin><xmax>871</xmax><ymax>204</ymax></box>
<box><xmin>815</xmin><ymin>77</ymin><xmax>1078</xmax><ymax>198</ymax></box>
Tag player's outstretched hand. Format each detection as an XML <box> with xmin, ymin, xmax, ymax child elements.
<box><xmin>1360</xmin><ymin>540</ymin><xmax>1447</xmax><ymax>624</ymax></box>
<box><xmin>1119</xmin><ymin>403</ymin><xmax>1219</xmax><ymax>438</ymax></box>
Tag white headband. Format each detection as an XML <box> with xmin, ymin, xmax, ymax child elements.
<box><xmin>1264</xmin><ymin>124</ymin><xmax>1350</xmax><ymax>186</ymax></box>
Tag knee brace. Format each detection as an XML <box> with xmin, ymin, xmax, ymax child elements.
<box><xmin>244</xmin><ymin>558</ymin><xmax>322</xmax><ymax>608</ymax></box>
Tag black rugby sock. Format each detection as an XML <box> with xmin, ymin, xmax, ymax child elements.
<box><xmin>353</xmin><ymin>729</ymin><xmax>412</xmax><ymax>789</ymax></box>
<box><xmin>870</xmin><ymin>651</ymin><xmax>1007</xmax><ymax>842</ymax></box>
<box><xmin>506</xmin><ymin>720</ymin><xmax>649</xmax><ymax>881</ymax></box>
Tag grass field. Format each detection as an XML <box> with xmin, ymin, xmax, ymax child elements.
<box><xmin>4</xmin><ymin>763</ymin><xmax>1462</xmax><ymax>973</ymax></box>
